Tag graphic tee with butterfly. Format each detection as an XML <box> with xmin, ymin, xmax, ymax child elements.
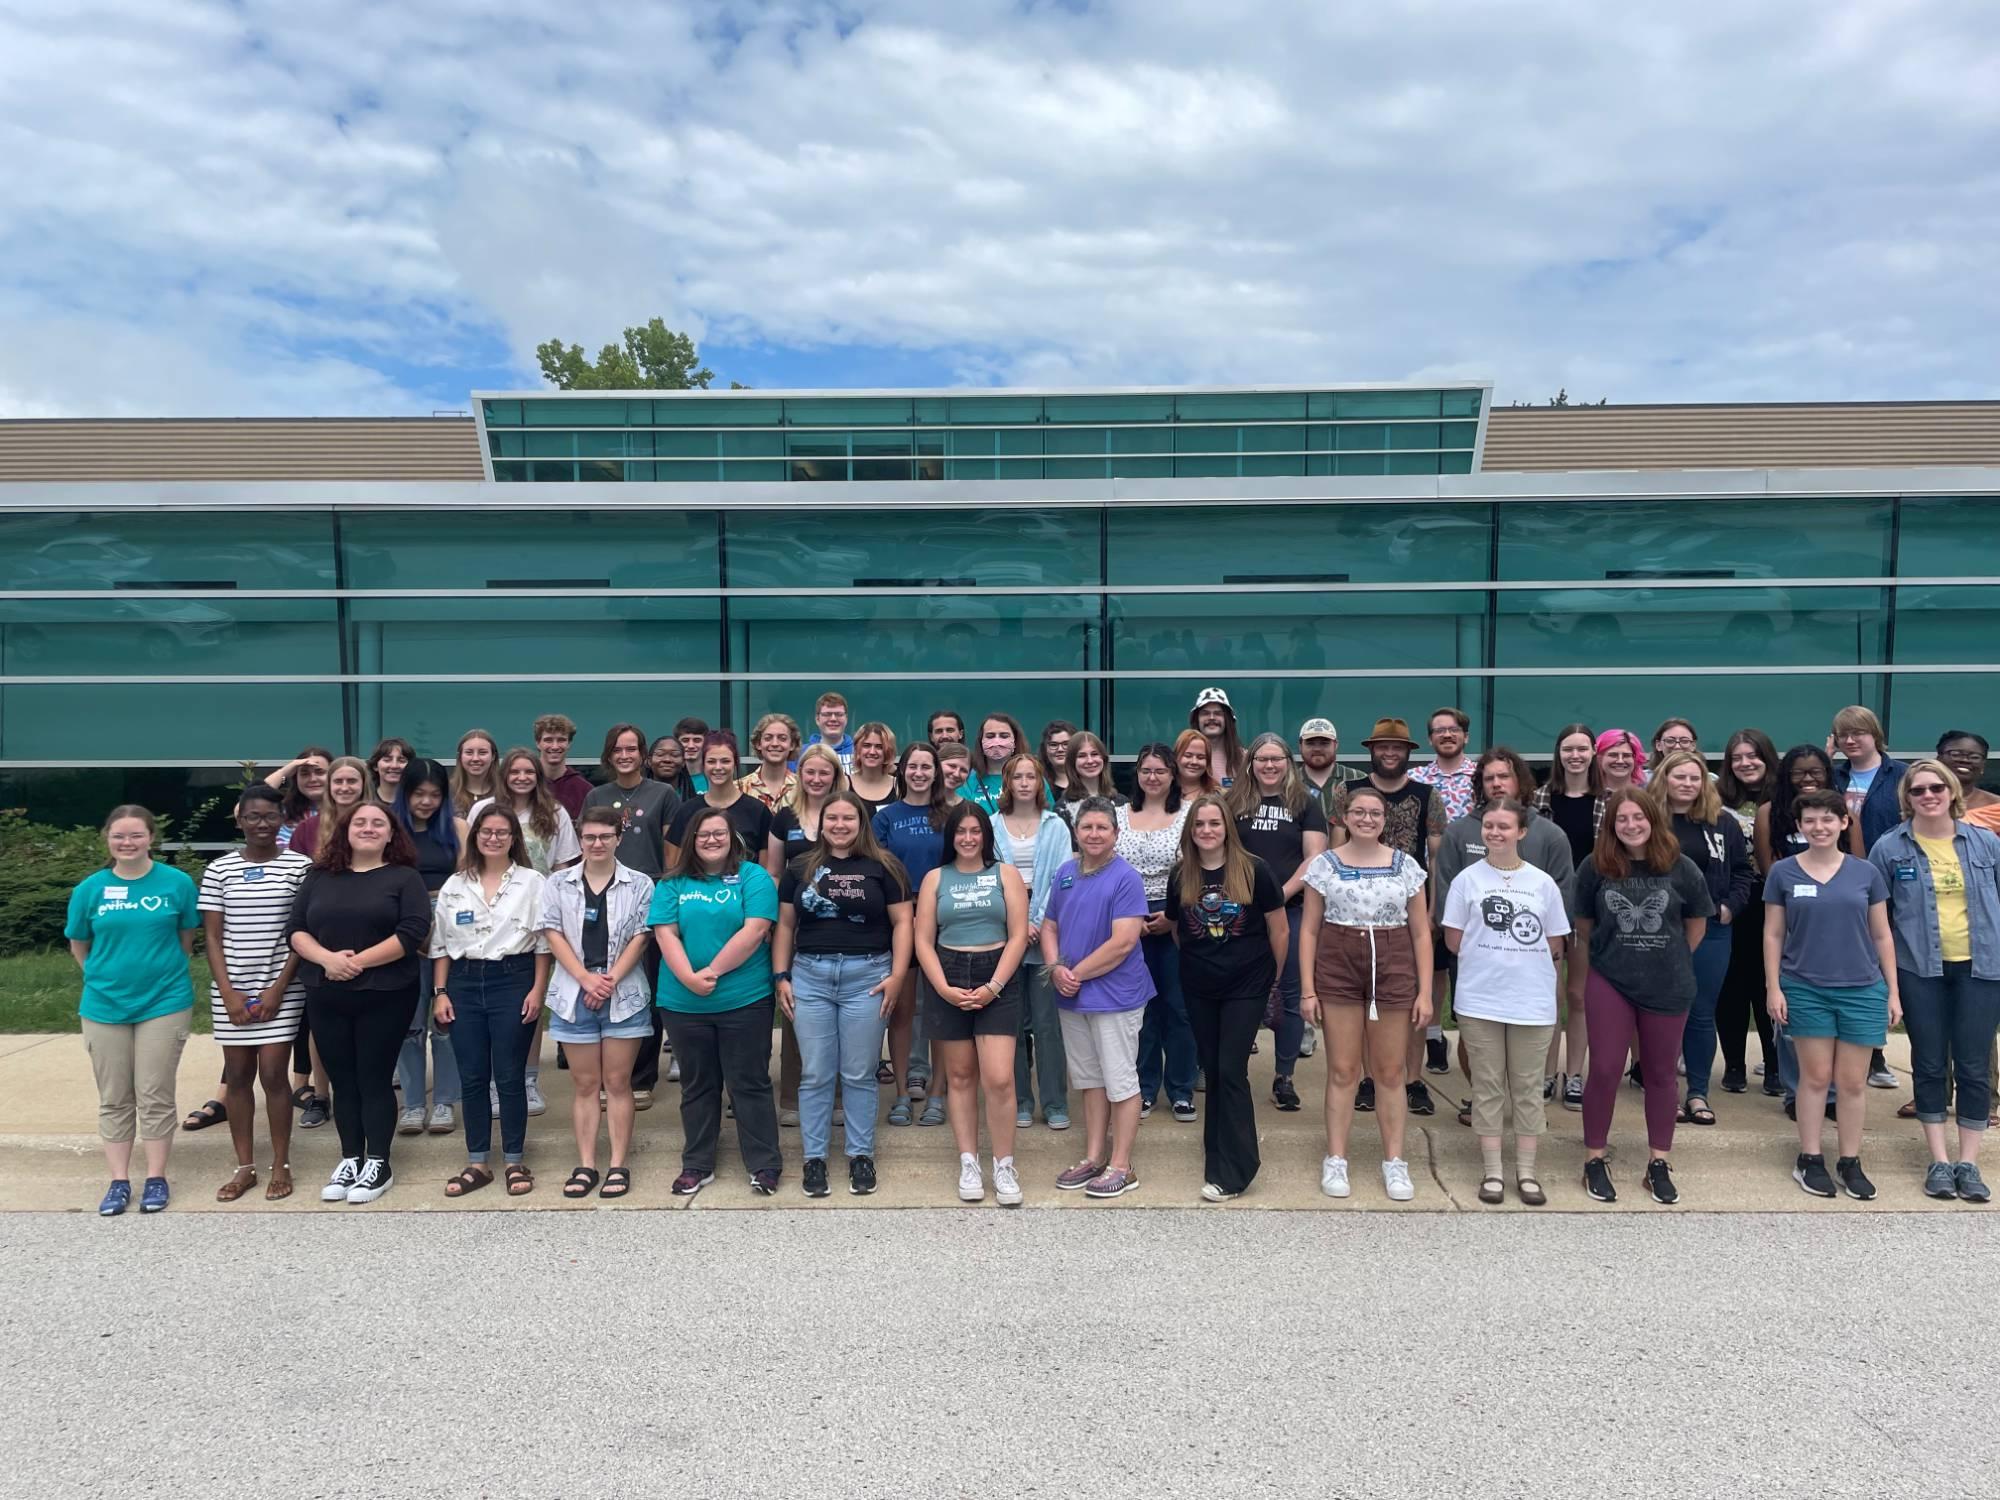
<box><xmin>1573</xmin><ymin>856</ymin><xmax>1715</xmax><ymax>1012</ymax></box>
<box><xmin>1164</xmin><ymin>855</ymin><xmax>1285</xmax><ymax>1001</ymax></box>
<box><xmin>778</xmin><ymin>854</ymin><xmax>906</xmax><ymax>955</ymax></box>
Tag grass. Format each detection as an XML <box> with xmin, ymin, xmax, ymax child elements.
<box><xmin>0</xmin><ymin>949</ymin><xmax>213</xmax><ymax>1033</ymax></box>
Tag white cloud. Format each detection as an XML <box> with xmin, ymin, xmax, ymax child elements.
<box><xmin>0</xmin><ymin>0</ymin><xmax>1995</xmax><ymax>414</ymax></box>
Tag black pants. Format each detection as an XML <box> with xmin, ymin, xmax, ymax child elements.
<box><xmin>1715</xmin><ymin>896</ymin><xmax>1775</xmax><ymax>1076</ymax></box>
<box><xmin>663</xmin><ymin>997</ymin><xmax>782</xmax><ymax>1177</ymax></box>
<box><xmin>307</xmin><ymin>985</ymin><xmax>413</xmax><ymax>1164</ymax></box>
<box><xmin>630</xmin><ymin>947</ymin><xmax>667</xmax><ymax>1090</ymax></box>
<box><xmin>1185</xmin><ymin>979</ymin><xmax>1263</xmax><ymax>1194</ymax></box>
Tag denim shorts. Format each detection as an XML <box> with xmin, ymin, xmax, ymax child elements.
<box><xmin>547</xmin><ymin>996</ymin><xmax>655</xmax><ymax>1045</ymax></box>
<box><xmin>1780</xmin><ymin>975</ymin><xmax>1889</xmax><ymax>1047</ymax></box>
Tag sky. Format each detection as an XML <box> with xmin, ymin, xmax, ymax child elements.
<box><xmin>1</xmin><ymin>0</ymin><xmax>1996</xmax><ymax>417</ymax></box>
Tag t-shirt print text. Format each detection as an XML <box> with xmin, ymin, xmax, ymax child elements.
<box><xmin>98</xmin><ymin>894</ymin><xmax>168</xmax><ymax>917</ymax></box>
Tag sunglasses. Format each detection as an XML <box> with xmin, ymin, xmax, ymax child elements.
<box><xmin>1908</xmin><ymin>783</ymin><xmax>1950</xmax><ymax>797</ymax></box>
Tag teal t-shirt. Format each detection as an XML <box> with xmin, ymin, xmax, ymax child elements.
<box><xmin>63</xmin><ymin>863</ymin><xmax>200</xmax><ymax>1024</ymax></box>
<box><xmin>646</xmin><ymin>861</ymin><xmax>779</xmax><ymax>1014</ymax></box>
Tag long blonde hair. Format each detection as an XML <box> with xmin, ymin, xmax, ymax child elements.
<box><xmin>1175</xmin><ymin>793</ymin><xmax>1256</xmax><ymax>908</ymax></box>
<box><xmin>1228</xmin><ymin>731</ymin><xmax>1306</xmax><ymax>819</ymax></box>
<box><xmin>450</xmin><ymin>728</ymin><xmax>499</xmax><ymax>813</ymax></box>
<box><xmin>496</xmin><ymin>747</ymin><xmax>562</xmax><ymax>843</ymax></box>
<box><xmin>1651</xmin><ymin>749</ymin><xmax>1721</xmax><ymax>825</ymax></box>
<box><xmin>786</xmin><ymin>743</ymin><xmax>850</xmax><ymax>814</ymax></box>
<box><xmin>791</xmin><ymin>791</ymin><xmax>910</xmax><ymax>897</ymax></box>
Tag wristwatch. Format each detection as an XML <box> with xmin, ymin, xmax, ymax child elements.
<box><xmin>772</xmin><ymin>970</ymin><xmax>791</xmax><ymax>983</ymax></box>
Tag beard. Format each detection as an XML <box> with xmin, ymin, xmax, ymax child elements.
<box><xmin>1370</xmin><ymin>750</ymin><xmax>1405</xmax><ymax>777</ymax></box>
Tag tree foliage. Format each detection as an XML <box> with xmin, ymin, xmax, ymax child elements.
<box><xmin>535</xmin><ymin>318</ymin><xmax>738</xmax><ymax>390</ymax></box>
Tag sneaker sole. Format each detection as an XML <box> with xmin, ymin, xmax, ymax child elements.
<box><xmin>672</xmin><ymin>1174</ymin><xmax>716</xmax><ymax>1198</ymax></box>
<box><xmin>346</xmin><ymin>1185</ymin><xmax>391</xmax><ymax>1204</ymax></box>
<box><xmin>1321</xmin><ymin>1181</ymin><xmax>1350</xmax><ymax>1199</ymax></box>
<box><xmin>1045</xmin><ymin>1118</ymin><xmax>1071</xmax><ymax>1130</ymax></box>
<box><xmin>1792</xmin><ymin>1168</ymin><xmax>1836</xmax><ymax>1199</ymax></box>
<box><xmin>1843</xmin><ymin>1184</ymin><xmax>1876</xmax><ymax>1201</ymax></box>
<box><xmin>995</xmin><ymin>1192</ymin><xmax>1024</xmax><ymax>1207</ymax></box>
<box><xmin>1084</xmin><ymin>1180</ymin><xmax>1138</xmax><ymax>1199</ymax></box>
<box><xmin>1055</xmin><ymin>1176</ymin><xmax>1097</xmax><ymax>1192</ymax></box>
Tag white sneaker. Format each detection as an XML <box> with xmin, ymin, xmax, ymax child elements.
<box><xmin>993</xmin><ymin>1157</ymin><xmax>1023</xmax><ymax>1207</ymax></box>
<box><xmin>1382</xmin><ymin>1158</ymin><xmax>1416</xmax><ymax>1202</ymax></box>
<box><xmin>1320</xmin><ymin>1155</ymin><xmax>1350</xmax><ymax>1198</ymax></box>
<box><xmin>396</xmin><ymin>1105</ymin><xmax>426</xmax><ymax>1135</ymax></box>
<box><xmin>345</xmin><ymin>1156</ymin><xmax>393</xmax><ymax>1204</ymax></box>
<box><xmin>1753</xmin><ymin>1062</ymin><xmax>1766</xmax><ymax>1078</ymax></box>
<box><xmin>1299</xmin><ymin>1023</ymin><xmax>1317</xmax><ymax>1058</ymax></box>
<box><xmin>667</xmin><ymin>1057</ymin><xmax>682</xmax><ymax>1083</ymax></box>
<box><xmin>489</xmin><ymin>1082</ymin><xmax>501</xmax><ymax>1120</ymax></box>
<box><xmin>524</xmin><ymin>1076</ymin><xmax>547</xmax><ymax>1116</ymax></box>
<box><xmin>1200</xmin><ymin>1182</ymin><xmax>1241</xmax><ymax>1202</ymax></box>
<box><xmin>427</xmin><ymin>1103</ymin><xmax>454</xmax><ymax>1134</ymax></box>
<box><xmin>958</xmin><ymin>1154</ymin><xmax>984</xmax><ymax>1202</ymax></box>
<box><xmin>321</xmin><ymin>1157</ymin><xmax>360</xmax><ymax>1202</ymax></box>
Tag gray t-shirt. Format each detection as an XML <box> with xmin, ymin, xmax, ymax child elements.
<box><xmin>1763</xmin><ymin>854</ymin><xmax>1889</xmax><ymax>988</ymax></box>
<box><xmin>582</xmin><ymin>778</ymin><xmax>680</xmax><ymax>878</ymax></box>
<box><xmin>1574</xmin><ymin>856</ymin><xmax>1715</xmax><ymax>1013</ymax></box>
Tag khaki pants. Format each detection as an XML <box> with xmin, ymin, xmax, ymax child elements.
<box><xmin>82</xmin><ymin>1012</ymin><xmax>191</xmax><ymax>1142</ymax></box>
<box><xmin>1459</xmin><ymin>1015</ymin><xmax>1556</xmax><ymax>1139</ymax></box>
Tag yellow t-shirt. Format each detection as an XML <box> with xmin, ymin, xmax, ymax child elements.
<box><xmin>1917</xmin><ymin>832</ymin><xmax>1971</xmax><ymax>962</ymax></box>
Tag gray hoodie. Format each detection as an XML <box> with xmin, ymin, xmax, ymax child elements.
<box><xmin>1430</xmin><ymin>804</ymin><xmax>1576</xmax><ymax>929</ymax></box>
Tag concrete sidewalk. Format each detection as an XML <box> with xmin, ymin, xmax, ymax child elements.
<box><xmin>0</xmin><ymin>1027</ymin><xmax>1975</xmax><ymax>1214</ymax></box>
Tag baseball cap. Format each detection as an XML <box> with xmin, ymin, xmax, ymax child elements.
<box><xmin>1298</xmin><ymin>718</ymin><xmax>1337</xmax><ymax>740</ymax></box>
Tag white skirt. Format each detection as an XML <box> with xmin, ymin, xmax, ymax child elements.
<box><xmin>209</xmin><ymin>985</ymin><xmax>307</xmax><ymax>1046</ymax></box>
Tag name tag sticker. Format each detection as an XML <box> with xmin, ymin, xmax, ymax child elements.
<box><xmin>1338</xmin><ymin>866</ymin><xmax>1361</xmax><ymax>881</ymax></box>
<box><xmin>242</xmin><ymin>867</ymin><xmax>265</xmax><ymax>882</ymax></box>
<box><xmin>1059</xmin><ymin>874</ymin><xmax>1074</xmax><ymax>890</ymax></box>
<box><xmin>584</xmin><ymin>906</ymin><xmax>601</xmax><ymax>924</ymax></box>
<box><xmin>104</xmin><ymin>886</ymin><xmax>128</xmax><ymax>900</ymax></box>
<box><xmin>1895</xmin><ymin>867</ymin><xmax>1918</xmax><ymax>882</ymax></box>
<box><xmin>722</xmin><ymin>874</ymin><xmax>741</xmax><ymax>885</ymax></box>
<box><xmin>455</xmin><ymin>909</ymin><xmax>475</xmax><ymax>926</ymax></box>
<box><xmin>1792</xmin><ymin>884</ymin><xmax>1818</xmax><ymax>898</ymax></box>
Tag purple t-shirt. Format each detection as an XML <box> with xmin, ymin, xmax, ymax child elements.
<box><xmin>1043</xmin><ymin>855</ymin><xmax>1155</xmax><ymax>1013</ymax></box>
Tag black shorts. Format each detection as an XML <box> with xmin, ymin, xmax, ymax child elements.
<box><xmin>921</xmin><ymin>946</ymin><xmax>1024</xmax><ymax>1041</ymax></box>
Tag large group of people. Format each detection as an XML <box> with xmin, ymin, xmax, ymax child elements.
<box><xmin>64</xmin><ymin>692</ymin><xmax>2000</xmax><ymax>1213</ymax></box>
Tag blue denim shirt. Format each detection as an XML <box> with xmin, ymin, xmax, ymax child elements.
<box><xmin>1866</xmin><ymin>820</ymin><xmax>2000</xmax><ymax>980</ymax></box>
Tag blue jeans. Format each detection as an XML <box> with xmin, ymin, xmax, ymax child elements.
<box><xmin>1273</xmin><ymin>904</ymin><xmax>1304</xmax><ymax>1075</ymax></box>
<box><xmin>793</xmin><ymin>950</ymin><xmax>891</xmax><ymax>1161</ymax></box>
<box><xmin>1679</xmin><ymin>920</ymin><xmax>1733</xmax><ymax>1100</ymax></box>
<box><xmin>398</xmin><ymin>962</ymin><xmax>461</xmax><ymax>1109</ymax></box>
<box><xmin>444</xmin><ymin>954</ymin><xmax>537</xmax><ymax>1164</ymax></box>
<box><xmin>1014</xmin><ymin>963</ymin><xmax>1068</xmax><ymax>1118</ymax></box>
<box><xmin>1136</xmin><ymin>929</ymin><xmax>1197</xmax><ymax>1106</ymax></box>
<box><xmin>1900</xmin><ymin>963</ymin><xmax>2000</xmax><ymax>1129</ymax></box>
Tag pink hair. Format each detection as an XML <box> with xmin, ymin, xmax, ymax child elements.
<box><xmin>1594</xmin><ymin>727</ymin><xmax>1648</xmax><ymax>784</ymax></box>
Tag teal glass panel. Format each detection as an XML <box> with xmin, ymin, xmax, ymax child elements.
<box><xmin>1334</xmin><ymin>454</ymin><xmax>1389</xmax><ymax>475</ymax></box>
<box><xmin>1241</xmin><ymin>455</ymin><xmax>1306</xmax><ymax>477</ymax></box>
<box><xmin>948</xmin><ymin>430</ymin><xmax>997</xmax><ymax>456</ymax></box>
<box><xmin>1493</xmin><ymin>673</ymin><xmax>1887</xmax><ymax>759</ymax></box>
<box><xmin>1336</xmin><ymin>425</ymin><xmax>1390</xmax><ymax>452</ymax></box>
<box><xmin>913</xmin><ymin>398</ymin><xmax>950</xmax><ymax>424</ymax></box>
<box><xmin>1441</xmin><ymin>390</ymin><xmax>1482</xmax><ymax>419</ymax></box>
<box><xmin>1896</xmin><ymin>496</ymin><xmax>2000</xmax><ymax>574</ymax></box>
<box><xmin>997</xmin><ymin>429</ymin><xmax>1044</xmax><ymax>456</ymax></box>
<box><xmin>1332</xmin><ymin>391</ymin><xmax>1442</xmax><ymax>419</ymax></box>
<box><xmin>1494</xmin><ymin>585</ymin><xmax>1889</xmax><ymax>670</ymax></box>
<box><xmin>1174</xmin><ymin>393</ymin><xmax>1308</xmax><ymax>421</ymax></box>
<box><xmin>1241</xmin><ymin>425</ymin><xmax>1304</xmax><ymax>453</ymax></box>
<box><xmin>579</xmin><ymin>460</ymin><xmax>622</xmax><ymax>482</ymax></box>
<box><xmin>1044</xmin><ymin>396</ymin><xmax>1174</xmax><ymax>423</ymax></box>
<box><xmin>947</xmin><ymin>459</ymin><xmax>997</xmax><ymax>479</ymax></box>
<box><xmin>655</xmin><ymin>432</ymin><xmax>716</xmax><ymax>458</ymax></box>
<box><xmin>1440</xmin><ymin>451</ymin><xmax>1474</xmax><ymax>475</ymax></box>
<box><xmin>852</xmin><ymin>432</ymin><xmax>913</xmax><ymax>457</ymax></box>
<box><xmin>1175</xmin><ymin>457</ymin><xmax>1239</xmax><ymax>478</ymax></box>
<box><xmin>575</xmin><ymin>432</ymin><xmax>629</xmax><ymax>458</ymax></box>
<box><xmin>1046</xmin><ymin>428</ymin><xmax>1110</xmax><ymax>456</ymax></box>
<box><xmin>657</xmin><ymin>460</ymin><xmax>735</xmax><ymax>481</ymax></box>
<box><xmin>0</xmin><ymin>512</ymin><xmax>336</xmax><ymax>590</ymax></box>
<box><xmin>523</xmin><ymin>399</ymin><xmax>625</xmax><ymax>425</ymax></box>
<box><xmin>1173</xmin><ymin>427</ymin><xmax>1229</xmax><ymax>453</ymax></box>
<box><xmin>623</xmin><ymin>462</ymin><xmax>656</xmax><ymax>481</ymax></box>
<box><xmin>1887</xmin><ymin>584</ymin><xmax>2000</xmax><ymax>663</ymax></box>
<box><xmin>493</xmin><ymin>463</ymin><xmax>524</xmax><ymax>481</ymax></box>
<box><xmin>739</xmin><ymin>679</ymin><xmax>1092</xmax><ymax>760</ymax></box>
<box><xmin>947</xmin><ymin>397</ymin><xmax>1043</xmax><ymax>423</ymax></box>
<box><xmin>782</xmin><ymin>398</ymin><xmax>915</xmax><ymax>427</ymax></box>
<box><xmin>339</xmin><ymin>510</ymin><xmax>719</xmax><ymax>590</ymax></box>
<box><xmin>652</xmin><ymin>398</ymin><xmax>785</xmax><ymax>426</ymax></box>
<box><xmin>529</xmin><ymin>463</ymin><xmax>576</xmax><ymax>481</ymax></box>
<box><xmin>1113</xmin><ymin>676</ymin><xmax>1488</xmax><ymax>758</ymax></box>
<box><xmin>724</xmin><ymin>509</ymin><xmax>1096</xmax><ymax>588</ymax></box>
<box><xmin>1884</xmin><ymin>672</ymin><xmax>2000</xmax><ymax>753</ymax></box>
<box><xmin>359</xmin><ymin>681</ymin><xmax>731</xmax><ymax>767</ymax></box>
<box><xmin>1</xmin><ymin>598</ymin><xmax>338</xmax><ymax>675</ymax></box>
<box><xmin>626</xmin><ymin>401</ymin><xmax>655</xmax><ymax>424</ymax></box>
<box><xmin>1047</xmin><ymin>458</ymin><xmax>1110</xmax><ymax>479</ymax></box>
<box><xmin>719</xmin><ymin>431</ymin><xmax>785</xmax><ymax>458</ymax></box>
<box><xmin>1109</xmin><ymin>427</ymin><xmax>1172</xmax><ymax>454</ymax></box>
<box><xmin>1107</xmin><ymin>504</ymin><xmax>1489</xmax><ymax>585</ymax></box>
<box><xmin>1496</xmin><ymin>498</ymin><xmax>1892</xmax><ymax>581</ymax></box>
<box><xmin>522</xmin><ymin>432</ymin><xmax>573</xmax><ymax>457</ymax></box>
<box><xmin>1306</xmin><ymin>455</ymin><xmax>1334</xmax><ymax>476</ymax></box>
<box><xmin>0</xmin><ymin>684</ymin><xmax>343</xmax><ymax>760</ymax></box>
<box><xmin>1440</xmin><ymin>421</ymin><xmax>1478</xmax><ymax>448</ymax></box>
<box><xmin>1387</xmin><ymin>452</ymin><xmax>1442</xmax><ymax>475</ymax></box>
<box><xmin>1389</xmin><ymin>424</ymin><xmax>1441</xmax><ymax>450</ymax></box>
<box><xmin>1110</xmin><ymin>589</ymin><xmax>1485</xmax><ymax>676</ymax></box>
<box><xmin>482</xmin><ymin>400</ymin><xmax>523</xmax><ymax>426</ymax></box>
<box><xmin>489</xmin><ymin>432</ymin><xmax>525</xmax><ymax>458</ymax></box>
<box><xmin>1108</xmin><ymin>457</ymin><xmax>1173</xmax><ymax>478</ymax></box>
<box><xmin>786</xmin><ymin>434</ymin><xmax>847</xmax><ymax>458</ymax></box>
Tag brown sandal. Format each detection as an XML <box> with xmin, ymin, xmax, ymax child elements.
<box><xmin>215</xmin><ymin>1165</ymin><xmax>258</xmax><ymax>1202</ymax></box>
<box><xmin>505</xmin><ymin>1164</ymin><xmax>534</xmax><ymax>1196</ymax></box>
<box><xmin>444</xmin><ymin>1165</ymin><xmax>494</xmax><ymax>1198</ymax></box>
<box><xmin>265</xmin><ymin>1164</ymin><xmax>294</xmax><ymax>1201</ymax></box>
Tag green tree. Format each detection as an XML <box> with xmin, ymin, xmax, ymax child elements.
<box><xmin>535</xmin><ymin>318</ymin><xmax>725</xmax><ymax>390</ymax></box>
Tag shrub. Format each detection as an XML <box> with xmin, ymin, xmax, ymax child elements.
<box><xmin>0</xmin><ymin>809</ymin><xmax>211</xmax><ymax>957</ymax></box>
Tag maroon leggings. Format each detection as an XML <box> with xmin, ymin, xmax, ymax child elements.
<box><xmin>1581</xmin><ymin>971</ymin><xmax>1688</xmax><ymax>1153</ymax></box>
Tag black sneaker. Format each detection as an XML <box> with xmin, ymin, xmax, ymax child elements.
<box><xmin>1792</xmin><ymin>1152</ymin><xmax>1836</xmax><ymax>1198</ymax></box>
<box><xmin>1644</xmin><ymin>1158</ymin><xmax>1678</xmax><ymax>1205</ymax></box>
<box><xmin>1835</xmin><ymin>1156</ymin><xmax>1876</xmax><ymax>1201</ymax></box>
<box><xmin>1824</xmin><ymin>1098</ymin><xmax>1839</xmax><ymax>1122</ymax></box>
<box><xmin>1355</xmin><ymin>1078</ymin><xmax>1376</xmax><ymax>1113</ymax></box>
<box><xmin>1139</xmin><ymin>1097</ymin><xmax>1154</xmax><ymax>1120</ymax></box>
<box><xmin>1762</xmin><ymin>1078</ymin><xmax>1786</xmax><ymax>1098</ymax></box>
<box><xmin>1583</xmin><ymin>1157</ymin><xmax>1616</xmax><ymax>1203</ymax></box>
<box><xmin>1783</xmin><ymin>1094</ymin><xmax>1797</xmax><ymax>1121</ymax></box>
<box><xmin>1406</xmin><ymin>1080</ymin><xmax>1436</xmax><ymax>1117</ymax></box>
<box><xmin>1272</xmin><ymin>1075</ymin><xmax>1301</xmax><ymax>1112</ymax></box>
<box><xmin>1721</xmin><ymin>1065</ymin><xmax>1747</xmax><ymax>1094</ymax></box>
<box><xmin>848</xmin><ymin>1155</ymin><xmax>877</xmax><ymax>1195</ymax></box>
<box><xmin>300</xmin><ymin>1093</ymin><xmax>330</xmax><ymax>1130</ymax></box>
<box><xmin>801</xmin><ymin>1158</ymin><xmax>829</xmax><ymax>1198</ymax></box>
<box><xmin>1425</xmin><ymin>1036</ymin><xmax>1449</xmax><ymax>1074</ymax></box>
<box><xmin>1626</xmin><ymin>1062</ymin><xmax>1644</xmax><ymax>1089</ymax></box>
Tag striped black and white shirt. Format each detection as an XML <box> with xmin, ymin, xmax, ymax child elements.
<box><xmin>197</xmin><ymin>850</ymin><xmax>313</xmax><ymax>1043</ymax></box>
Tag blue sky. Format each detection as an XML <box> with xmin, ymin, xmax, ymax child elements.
<box><xmin>1</xmin><ymin>0</ymin><xmax>1996</xmax><ymax>416</ymax></box>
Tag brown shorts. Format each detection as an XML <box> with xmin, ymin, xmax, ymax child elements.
<box><xmin>1314</xmin><ymin>922</ymin><xmax>1418</xmax><ymax>1009</ymax></box>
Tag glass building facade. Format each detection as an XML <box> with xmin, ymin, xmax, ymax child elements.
<box><xmin>1</xmin><ymin>384</ymin><xmax>1995</xmax><ymax>832</ymax></box>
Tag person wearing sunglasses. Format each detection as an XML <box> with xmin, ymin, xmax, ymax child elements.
<box><xmin>1868</xmin><ymin>761</ymin><xmax>2000</xmax><ymax>1202</ymax></box>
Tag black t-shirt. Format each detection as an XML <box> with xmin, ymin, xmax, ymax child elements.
<box><xmin>410</xmin><ymin>823</ymin><xmax>458</xmax><ymax>894</ymax></box>
<box><xmin>668</xmin><ymin>795</ymin><xmax>773</xmax><ymax>861</ymax></box>
<box><xmin>580</xmin><ymin>871</ymin><xmax>613</xmax><ymax>971</ymax></box>
<box><xmin>1164</xmin><ymin>856</ymin><xmax>1284</xmax><ymax>999</ymax></box>
<box><xmin>779</xmin><ymin>854</ymin><xmax>907</xmax><ymax>955</ymax></box>
<box><xmin>1235</xmin><ymin>797</ymin><xmax>1328</xmax><ymax>908</ymax></box>
<box><xmin>770</xmin><ymin>806</ymin><xmax>814</xmax><ymax>850</ymax></box>
<box><xmin>1574</xmin><ymin>856</ymin><xmax>1716</xmax><ymax>1013</ymax></box>
<box><xmin>1548</xmin><ymin>792</ymin><xmax>1598</xmax><ymax>867</ymax></box>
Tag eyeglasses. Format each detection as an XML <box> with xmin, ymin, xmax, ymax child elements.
<box><xmin>1658</xmin><ymin>736</ymin><xmax>1695</xmax><ymax>750</ymax></box>
<box><xmin>1908</xmin><ymin>783</ymin><xmax>1950</xmax><ymax>798</ymax></box>
<box><xmin>694</xmin><ymin>830</ymin><xmax>732</xmax><ymax>841</ymax></box>
<box><xmin>580</xmin><ymin>832</ymin><xmax>618</xmax><ymax>844</ymax></box>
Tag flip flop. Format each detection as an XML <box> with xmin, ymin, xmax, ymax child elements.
<box><xmin>182</xmin><ymin>1099</ymin><xmax>227</xmax><ymax>1131</ymax></box>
